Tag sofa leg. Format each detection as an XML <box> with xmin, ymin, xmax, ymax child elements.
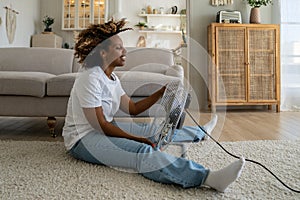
<box><xmin>47</xmin><ymin>117</ymin><xmax>57</xmax><ymax>138</ymax></box>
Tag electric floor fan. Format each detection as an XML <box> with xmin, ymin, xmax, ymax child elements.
<box><xmin>149</xmin><ymin>80</ymin><xmax>190</xmax><ymax>151</ymax></box>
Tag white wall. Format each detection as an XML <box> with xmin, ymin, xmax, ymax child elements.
<box><xmin>0</xmin><ymin>0</ymin><xmax>40</xmax><ymax>47</ymax></box>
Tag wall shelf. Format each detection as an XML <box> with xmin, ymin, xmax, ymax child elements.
<box><xmin>136</xmin><ymin>11</ymin><xmax>186</xmax><ymax>49</ymax></box>
<box><xmin>138</xmin><ymin>30</ymin><xmax>182</xmax><ymax>34</ymax></box>
<box><xmin>138</xmin><ymin>14</ymin><xmax>185</xmax><ymax>17</ymax></box>
<box><xmin>137</xmin><ymin>13</ymin><xmax>186</xmax><ymax>32</ymax></box>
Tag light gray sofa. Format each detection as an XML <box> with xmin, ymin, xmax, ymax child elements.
<box><xmin>0</xmin><ymin>47</ymin><xmax>183</xmax><ymax>136</ymax></box>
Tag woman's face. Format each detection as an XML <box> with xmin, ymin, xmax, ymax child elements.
<box><xmin>101</xmin><ymin>35</ymin><xmax>127</xmax><ymax>68</ymax></box>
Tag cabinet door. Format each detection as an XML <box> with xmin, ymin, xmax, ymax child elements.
<box><xmin>248</xmin><ymin>28</ymin><xmax>277</xmax><ymax>101</ymax></box>
<box><xmin>78</xmin><ymin>0</ymin><xmax>91</xmax><ymax>29</ymax></box>
<box><xmin>92</xmin><ymin>0</ymin><xmax>106</xmax><ymax>24</ymax></box>
<box><xmin>63</xmin><ymin>0</ymin><xmax>76</xmax><ymax>29</ymax></box>
<box><xmin>62</xmin><ymin>0</ymin><xmax>106</xmax><ymax>30</ymax></box>
<box><xmin>215</xmin><ymin>27</ymin><xmax>247</xmax><ymax>102</ymax></box>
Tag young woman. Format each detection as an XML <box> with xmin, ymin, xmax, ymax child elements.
<box><xmin>62</xmin><ymin>19</ymin><xmax>245</xmax><ymax>192</ymax></box>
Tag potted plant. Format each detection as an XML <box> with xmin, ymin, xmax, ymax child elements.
<box><xmin>135</xmin><ymin>22</ymin><xmax>148</xmax><ymax>30</ymax></box>
<box><xmin>245</xmin><ymin>0</ymin><xmax>272</xmax><ymax>24</ymax></box>
<box><xmin>43</xmin><ymin>15</ymin><xmax>55</xmax><ymax>32</ymax></box>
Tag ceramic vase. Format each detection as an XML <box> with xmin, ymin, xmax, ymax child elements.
<box><xmin>250</xmin><ymin>7</ymin><xmax>261</xmax><ymax>24</ymax></box>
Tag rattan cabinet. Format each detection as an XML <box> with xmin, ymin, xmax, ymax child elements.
<box><xmin>207</xmin><ymin>23</ymin><xmax>280</xmax><ymax>112</ymax></box>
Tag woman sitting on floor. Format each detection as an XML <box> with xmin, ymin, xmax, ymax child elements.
<box><xmin>62</xmin><ymin>18</ymin><xmax>245</xmax><ymax>192</ymax></box>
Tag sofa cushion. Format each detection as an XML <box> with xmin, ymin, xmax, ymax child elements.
<box><xmin>47</xmin><ymin>73</ymin><xmax>78</xmax><ymax>96</ymax></box>
<box><xmin>0</xmin><ymin>72</ymin><xmax>55</xmax><ymax>97</ymax></box>
<box><xmin>114</xmin><ymin>71</ymin><xmax>181</xmax><ymax>96</ymax></box>
<box><xmin>0</xmin><ymin>48</ymin><xmax>75</xmax><ymax>75</ymax></box>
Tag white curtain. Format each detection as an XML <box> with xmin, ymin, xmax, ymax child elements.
<box><xmin>280</xmin><ymin>0</ymin><xmax>300</xmax><ymax>111</ymax></box>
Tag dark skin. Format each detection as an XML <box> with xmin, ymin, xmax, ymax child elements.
<box><xmin>83</xmin><ymin>35</ymin><xmax>166</xmax><ymax>146</ymax></box>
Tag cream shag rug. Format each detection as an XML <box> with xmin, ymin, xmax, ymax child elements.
<box><xmin>0</xmin><ymin>140</ymin><xmax>299</xmax><ymax>200</ymax></box>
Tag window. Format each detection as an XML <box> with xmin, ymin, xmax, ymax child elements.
<box><xmin>280</xmin><ymin>0</ymin><xmax>300</xmax><ymax>110</ymax></box>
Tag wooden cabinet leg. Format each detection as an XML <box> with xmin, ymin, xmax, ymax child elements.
<box><xmin>268</xmin><ymin>105</ymin><xmax>272</xmax><ymax>111</ymax></box>
<box><xmin>276</xmin><ymin>104</ymin><xmax>280</xmax><ymax>112</ymax></box>
<box><xmin>47</xmin><ymin>117</ymin><xmax>57</xmax><ymax>137</ymax></box>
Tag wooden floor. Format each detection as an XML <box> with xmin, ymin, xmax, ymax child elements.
<box><xmin>0</xmin><ymin>110</ymin><xmax>299</xmax><ymax>142</ymax></box>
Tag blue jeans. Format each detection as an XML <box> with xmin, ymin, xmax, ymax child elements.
<box><xmin>69</xmin><ymin>122</ymin><xmax>209</xmax><ymax>188</ymax></box>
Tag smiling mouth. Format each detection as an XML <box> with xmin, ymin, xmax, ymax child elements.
<box><xmin>120</xmin><ymin>55</ymin><xmax>126</xmax><ymax>60</ymax></box>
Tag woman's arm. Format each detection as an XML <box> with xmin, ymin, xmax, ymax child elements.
<box><xmin>83</xmin><ymin>107</ymin><xmax>153</xmax><ymax>146</ymax></box>
<box><xmin>120</xmin><ymin>86</ymin><xmax>166</xmax><ymax>116</ymax></box>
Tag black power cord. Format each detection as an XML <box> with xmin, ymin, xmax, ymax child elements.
<box><xmin>185</xmin><ymin>109</ymin><xmax>300</xmax><ymax>193</ymax></box>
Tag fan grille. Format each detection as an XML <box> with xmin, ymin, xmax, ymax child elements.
<box><xmin>150</xmin><ymin>81</ymin><xmax>188</xmax><ymax>150</ymax></box>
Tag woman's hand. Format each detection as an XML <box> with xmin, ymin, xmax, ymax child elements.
<box><xmin>137</xmin><ymin>137</ymin><xmax>155</xmax><ymax>147</ymax></box>
<box><xmin>158</xmin><ymin>85</ymin><xmax>167</xmax><ymax>97</ymax></box>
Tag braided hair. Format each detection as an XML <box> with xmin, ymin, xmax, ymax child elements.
<box><xmin>74</xmin><ymin>18</ymin><xmax>132</xmax><ymax>68</ymax></box>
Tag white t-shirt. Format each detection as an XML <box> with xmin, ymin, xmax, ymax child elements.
<box><xmin>62</xmin><ymin>66</ymin><xmax>125</xmax><ymax>150</ymax></box>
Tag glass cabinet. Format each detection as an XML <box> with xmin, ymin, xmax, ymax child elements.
<box><xmin>62</xmin><ymin>0</ymin><xmax>107</xmax><ymax>30</ymax></box>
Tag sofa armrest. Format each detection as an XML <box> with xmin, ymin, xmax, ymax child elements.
<box><xmin>165</xmin><ymin>65</ymin><xmax>184</xmax><ymax>80</ymax></box>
